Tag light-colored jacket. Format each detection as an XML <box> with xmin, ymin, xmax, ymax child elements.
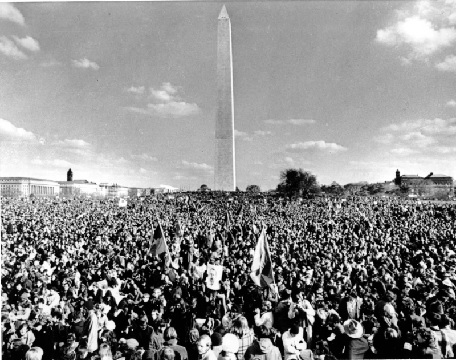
<box><xmin>85</xmin><ymin>310</ymin><xmax>99</xmax><ymax>352</ymax></box>
<box><xmin>282</xmin><ymin>327</ymin><xmax>307</xmax><ymax>360</ymax></box>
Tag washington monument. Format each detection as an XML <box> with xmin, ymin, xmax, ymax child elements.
<box><xmin>215</xmin><ymin>5</ymin><xmax>236</xmax><ymax>191</ymax></box>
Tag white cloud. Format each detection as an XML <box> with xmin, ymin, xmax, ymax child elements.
<box><xmin>436</xmin><ymin>54</ymin><xmax>456</xmax><ymax>72</ymax></box>
<box><xmin>286</xmin><ymin>140</ymin><xmax>347</xmax><ymax>153</ymax></box>
<box><xmin>161</xmin><ymin>82</ymin><xmax>178</xmax><ymax>95</ymax></box>
<box><xmin>13</xmin><ymin>36</ymin><xmax>40</xmax><ymax>52</ymax></box>
<box><xmin>151</xmin><ymin>89</ymin><xmax>173</xmax><ymax>102</ymax></box>
<box><xmin>127</xmin><ymin>86</ymin><xmax>145</xmax><ymax>95</ymax></box>
<box><xmin>0</xmin><ymin>36</ymin><xmax>27</xmax><ymax>60</ymax></box>
<box><xmin>269</xmin><ymin>155</ymin><xmax>312</xmax><ymax>169</ymax></box>
<box><xmin>131</xmin><ymin>153</ymin><xmax>158</xmax><ymax>162</ymax></box>
<box><xmin>72</xmin><ymin>58</ymin><xmax>100</xmax><ymax>70</ymax></box>
<box><xmin>390</xmin><ymin>147</ymin><xmax>418</xmax><ymax>155</ymax></box>
<box><xmin>386</xmin><ymin>117</ymin><xmax>456</xmax><ymax>135</ymax></box>
<box><xmin>288</xmin><ymin>119</ymin><xmax>316</xmax><ymax>125</ymax></box>
<box><xmin>376</xmin><ymin>117</ymin><xmax>456</xmax><ymax>161</ymax></box>
<box><xmin>284</xmin><ymin>156</ymin><xmax>295</xmax><ymax>164</ymax></box>
<box><xmin>376</xmin><ymin>0</ymin><xmax>456</xmax><ymax>62</ymax></box>
<box><xmin>0</xmin><ymin>118</ymin><xmax>36</xmax><ymax>141</ymax></box>
<box><xmin>447</xmin><ymin>99</ymin><xmax>456</xmax><ymax>107</ymax></box>
<box><xmin>234</xmin><ymin>129</ymin><xmax>271</xmax><ymax>140</ymax></box>
<box><xmin>127</xmin><ymin>82</ymin><xmax>199</xmax><ymax>118</ymax></box>
<box><xmin>175</xmin><ymin>160</ymin><xmax>213</xmax><ymax>181</ymax></box>
<box><xmin>435</xmin><ymin>146</ymin><xmax>456</xmax><ymax>153</ymax></box>
<box><xmin>128</xmin><ymin>102</ymin><xmax>199</xmax><ymax>118</ymax></box>
<box><xmin>115</xmin><ymin>157</ymin><xmax>130</xmax><ymax>165</ymax></box>
<box><xmin>150</xmin><ymin>82</ymin><xmax>179</xmax><ymax>102</ymax></box>
<box><xmin>181</xmin><ymin>160</ymin><xmax>213</xmax><ymax>171</ymax></box>
<box><xmin>265</xmin><ymin>119</ymin><xmax>316</xmax><ymax>125</ymax></box>
<box><xmin>139</xmin><ymin>168</ymin><xmax>147</xmax><ymax>174</ymax></box>
<box><xmin>400</xmin><ymin>131</ymin><xmax>436</xmax><ymax>146</ymax></box>
<box><xmin>0</xmin><ymin>3</ymin><xmax>25</xmax><ymax>26</ymax></box>
<box><xmin>57</xmin><ymin>139</ymin><xmax>91</xmax><ymax>148</ymax></box>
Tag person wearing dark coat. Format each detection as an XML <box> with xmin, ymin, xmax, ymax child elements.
<box><xmin>33</xmin><ymin>319</ymin><xmax>55</xmax><ymax>360</ymax></box>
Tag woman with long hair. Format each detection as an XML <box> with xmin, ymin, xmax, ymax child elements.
<box><xmin>230</xmin><ymin>316</ymin><xmax>254</xmax><ymax>360</ymax></box>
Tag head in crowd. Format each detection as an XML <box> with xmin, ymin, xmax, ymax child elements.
<box><xmin>25</xmin><ymin>347</ymin><xmax>43</xmax><ymax>360</ymax></box>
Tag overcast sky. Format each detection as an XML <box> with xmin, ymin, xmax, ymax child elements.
<box><xmin>1</xmin><ymin>1</ymin><xmax>455</xmax><ymax>190</ymax></box>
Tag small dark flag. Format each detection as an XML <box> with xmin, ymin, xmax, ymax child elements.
<box><xmin>150</xmin><ymin>222</ymin><xmax>169</xmax><ymax>257</ymax></box>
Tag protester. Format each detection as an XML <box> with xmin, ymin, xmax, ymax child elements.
<box><xmin>1</xmin><ymin>193</ymin><xmax>456</xmax><ymax>360</ymax></box>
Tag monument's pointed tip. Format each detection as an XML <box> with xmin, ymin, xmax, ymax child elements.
<box><xmin>218</xmin><ymin>4</ymin><xmax>229</xmax><ymax>20</ymax></box>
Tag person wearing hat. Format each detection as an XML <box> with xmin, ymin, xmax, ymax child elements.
<box><xmin>342</xmin><ymin>319</ymin><xmax>369</xmax><ymax>360</ymax></box>
<box><xmin>282</xmin><ymin>324</ymin><xmax>306</xmax><ymax>360</ymax></box>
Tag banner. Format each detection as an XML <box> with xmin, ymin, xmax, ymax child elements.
<box><xmin>206</xmin><ymin>264</ymin><xmax>223</xmax><ymax>291</ymax></box>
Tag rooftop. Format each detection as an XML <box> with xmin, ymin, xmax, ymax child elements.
<box><xmin>428</xmin><ymin>174</ymin><xmax>452</xmax><ymax>178</ymax></box>
<box><xmin>0</xmin><ymin>177</ymin><xmax>58</xmax><ymax>183</ymax></box>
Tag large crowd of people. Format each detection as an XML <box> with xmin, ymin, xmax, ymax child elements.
<box><xmin>1</xmin><ymin>193</ymin><xmax>456</xmax><ymax>360</ymax></box>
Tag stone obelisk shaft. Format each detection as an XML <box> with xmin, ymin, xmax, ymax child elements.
<box><xmin>215</xmin><ymin>5</ymin><xmax>236</xmax><ymax>191</ymax></box>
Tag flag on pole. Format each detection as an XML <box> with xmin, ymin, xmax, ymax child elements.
<box><xmin>250</xmin><ymin>228</ymin><xmax>275</xmax><ymax>287</ymax></box>
<box><xmin>150</xmin><ymin>221</ymin><xmax>169</xmax><ymax>257</ymax></box>
<box><xmin>223</xmin><ymin>211</ymin><xmax>231</xmax><ymax>246</ymax></box>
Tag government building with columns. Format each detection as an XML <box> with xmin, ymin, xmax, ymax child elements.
<box><xmin>0</xmin><ymin>177</ymin><xmax>60</xmax><ymax>198</ymax></box>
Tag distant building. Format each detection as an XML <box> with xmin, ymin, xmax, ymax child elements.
<box><xmin>128</xmin><ymin>187</ymin><xmax>150</xmax><ymax>198</ymax></box>
<box><xmin>395</xmin><ymin>170</ymin><xmax>453</xmax><ymax>186</ymax></box>
<box><xmin>155</xmin><ymin>185</ymin><xmax>179</xmax><ymax>193</ymax></box>
<box><xmin>99</xmin><ymin>183</ymin><xmax>129</xmax><ymax>198</ymax></box>
<box><xmin>394</xmin><ymin>170</ymin><xmax>454</xmax><ymax>197</ymax></box>
<box><xmin>57</xmin><ymin>169</ymin><xmax>100</xmax><ymax>197</ymax></box>
<box><xmin>0</xmin><ymin>177</ymin><xmax>59</xmax><ymax>198</ymax></box>
<box><xmin>58</xmin><ymin>180</ymin><xmax>101</xmax><ymax>197</ymax></box>
<box><xmin>1</xmin><ymin>169</ymin><xmax>160</xmax><ymax>199</ymax></box>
